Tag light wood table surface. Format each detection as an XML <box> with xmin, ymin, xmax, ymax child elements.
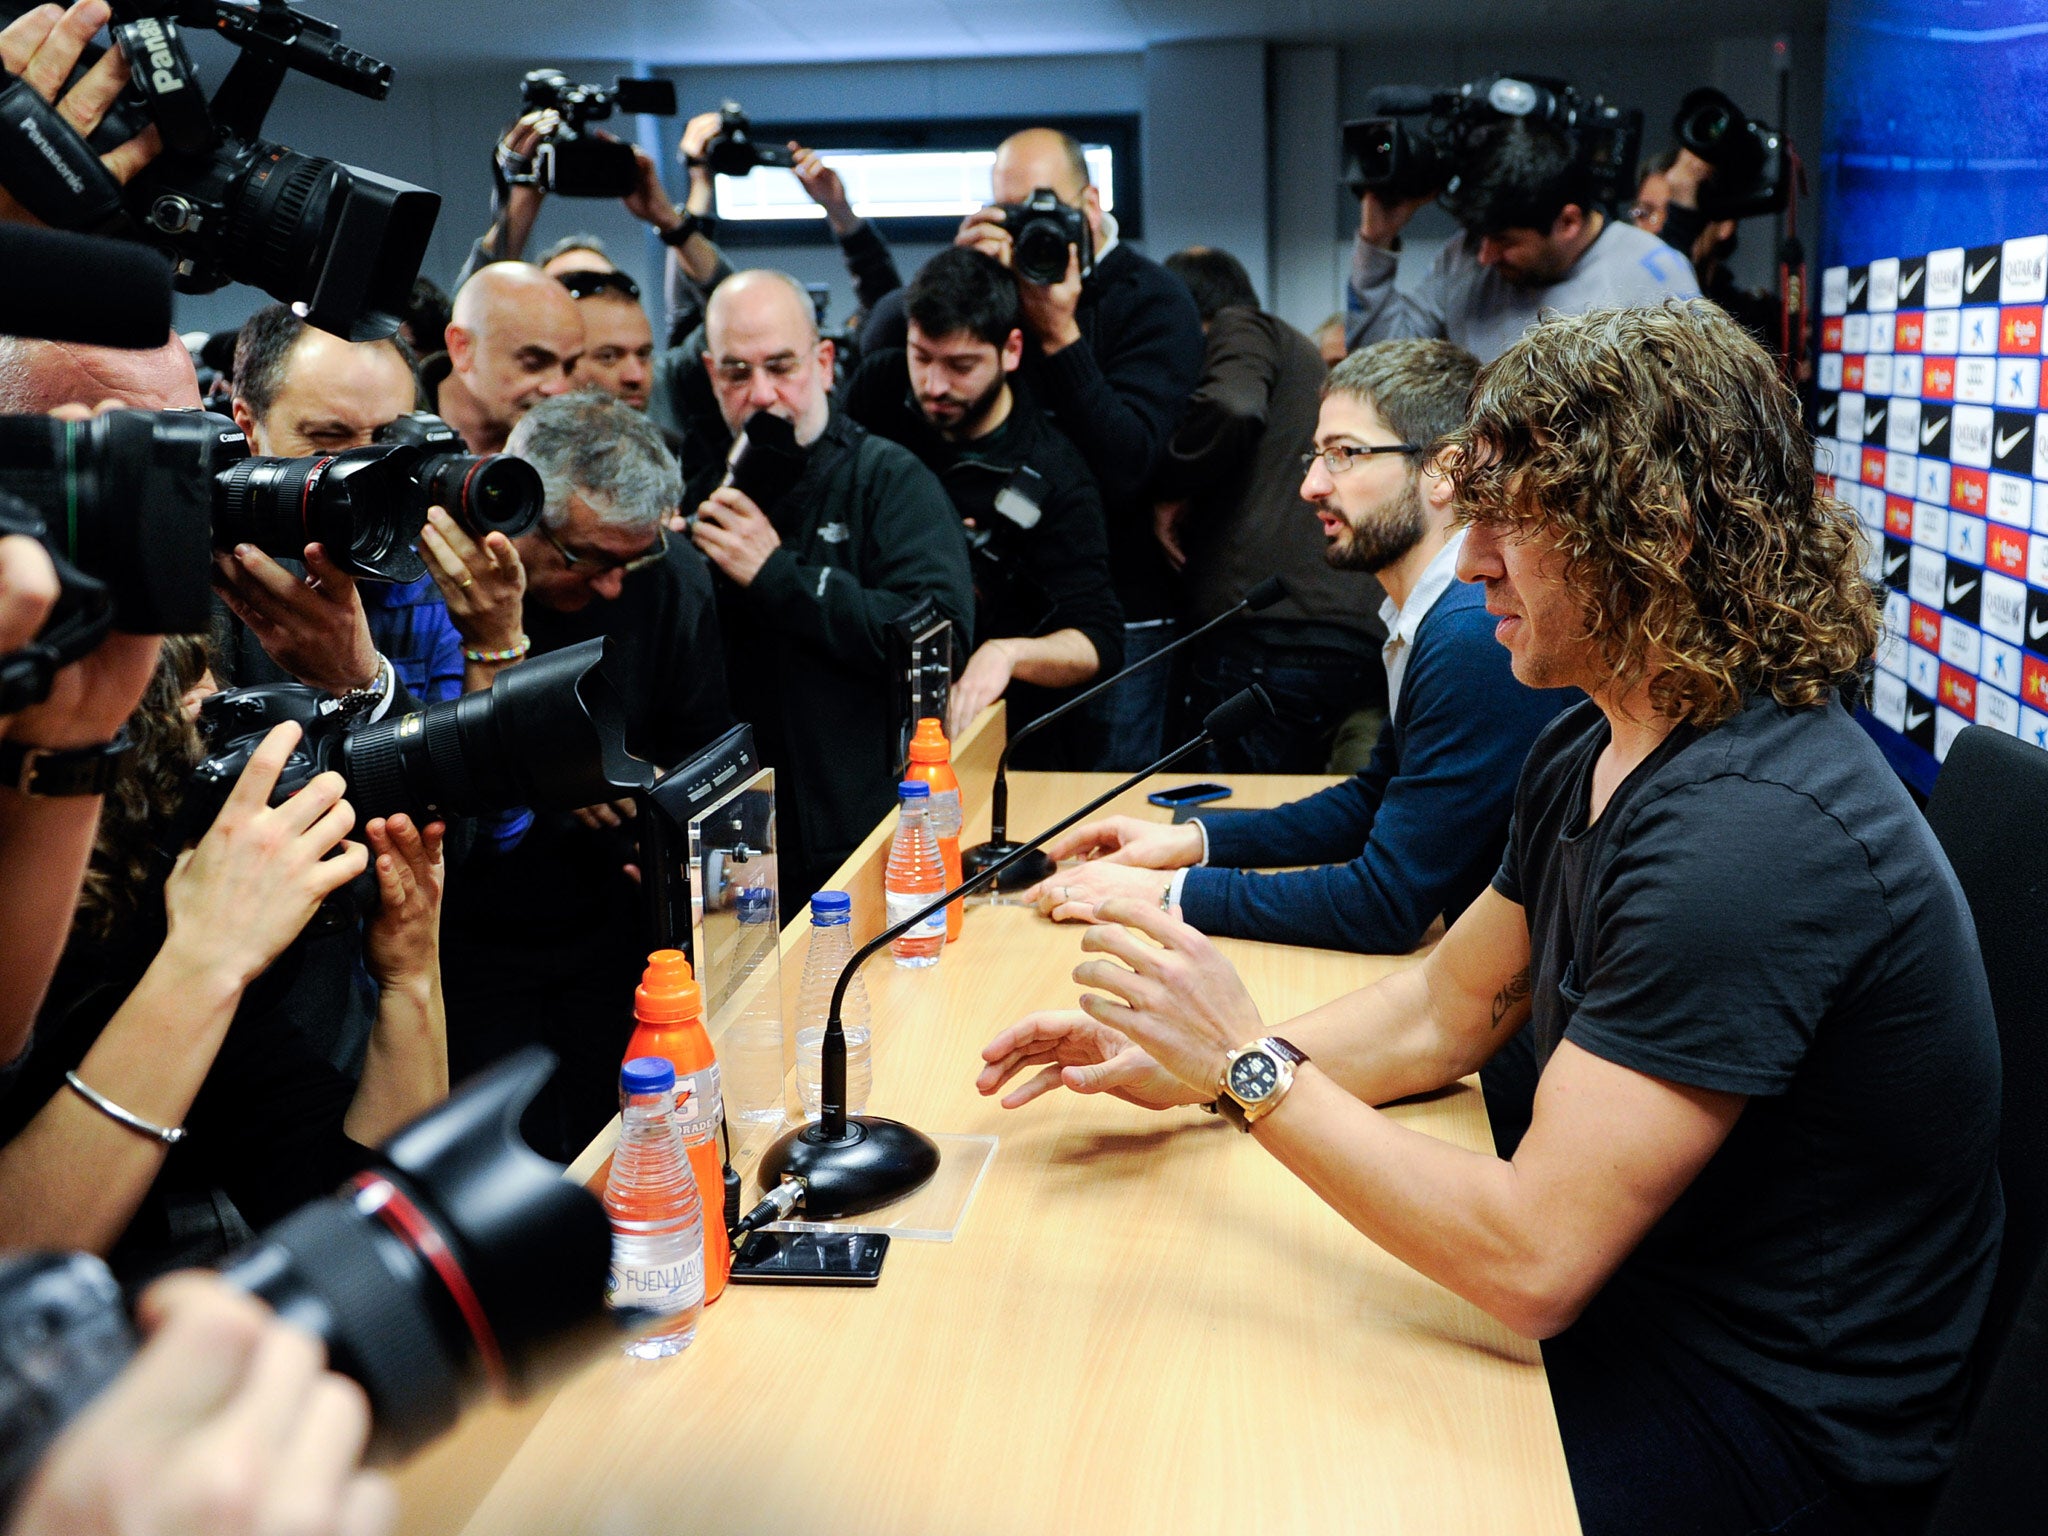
<box><xmin>395</xmin><ymin>763</ymin><xmax>1579</xmax><ymax>1536</ymax></box>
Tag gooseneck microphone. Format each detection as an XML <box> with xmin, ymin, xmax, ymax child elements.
<box><xmin>0</xmin><ymin>226</ymin><xmax>174</xmax><ymax>349</ymax></box>
<box><xmin>962</xmin><ymin>576</ymin><xmax>1289</xmax><ymax>893</ymax></box>
<box><xmin>753</xmin><ymin>684</ymin><xmax>1276</xmax><ymax>1220</ymax></box>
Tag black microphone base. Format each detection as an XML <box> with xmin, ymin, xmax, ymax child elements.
<box><xmin>960</xmin><ymin>839</ymin><xmax>1055</xmax><ymax>893</ymax></box>
<box><xmin>756</xmin><ymin>1115</ymin><xmax>942</xmax><ymax>1220</ymax></box>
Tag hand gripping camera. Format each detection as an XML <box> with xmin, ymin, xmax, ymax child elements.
<box><xmin>0</xmin><ymin>0</ymin><xmax>439</xmax><ymax>341</ymax></box>
<box><xmin>513</xmin><ymin>69</ymin><xmax>677</xmax><ymax>197</ymax></box>
<box><xmin>699</xmin><ymin>101</ymin><xmax>794</xmax><ymax>178</ymax></box>
<box><xmin>1673</xmin><ymin>88</ymin><xmax>1789</xmax><ymax>221</ymax></box>
<box><xmin>995</xmin><ymin>188</ymin><xmax>1092</xmax><ymax>286</ymax></box>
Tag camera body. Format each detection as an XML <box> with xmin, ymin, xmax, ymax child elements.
<box><xmin>701</xmin><ymin>102</ymin><xmax>793</xmax><ymax>178</ymax></box>
<box><xmin>996</xmin><ymin>188</ymin><xmax>1092</xmax><ymax>286</ymax></box>
<box><xmin>516</xmin><ymin>70</ymin><xmax>677</xmax><ymax>197</ymax></box>
<box><xmin>0</xmin><ymin>1047</ymin><xmax>620</xmax><ymax>1504</ymax></box>
<box><xmin>0</xmin><ymin>0</ymin><xmax>444</xmax><ymax>342</ymax></box>
<box><xmin>1674</xmin><ymin>88</ymin><xmax>1788</xmax><ymax>220</ymax></box>
<box><xmin>1343</xmin><ymin>76</ymin><xmax>1641</xmax><ymax>221</ymax></box>
<box><xmin>372</xmin><ymin>413</ymin><xmax>545</xmax><ymax>542</ymax></box>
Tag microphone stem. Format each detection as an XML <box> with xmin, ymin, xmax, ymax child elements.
<box><xmin>819</xmin><ymin>728</ymin><xmax>1217</xmax><ymax>1134</ymax></box>
<box><xmin>988</xmin><ymin>594</ymin><xmax>1256</xmax><ymax>842</ymax></box>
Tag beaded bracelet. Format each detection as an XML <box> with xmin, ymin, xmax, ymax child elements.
<box><xmin>463</xmin><ymin>636</ymin><xmax>530</xmax><ymax>665</ymax></box>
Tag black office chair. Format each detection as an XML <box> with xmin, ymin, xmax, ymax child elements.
<box><xmin>1921</xmin><ymin>724</ymin><xmax>2048</xmax><ymax>1533</ymax></box>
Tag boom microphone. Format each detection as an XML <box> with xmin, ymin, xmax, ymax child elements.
<box><xmin>0</xmin><ymin>226</ymin><xmax>173</xmax><ymax>349</ymax></box>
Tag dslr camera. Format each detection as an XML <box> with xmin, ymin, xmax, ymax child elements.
<box><xmin>1672</xmin><ymin>88</ymin><xmax>1788</xmax><ymax>220</ymax></box>
<box><xmin>995</xmin><ymin>188</ymin><xmax>1092</xmax><ymax>286</ymax></box>
<box><xmin>0</xmin><ymin>0</ymin><xmax>439</xmax><ymax>341</ymax></box>
<box><xmin>699</xmin><ymin>101</ymin><xmax>794</xmax><ymax>177</ymax></box>
<box><xmin>1343</xmin><ymin>75</ymin><xmax>1641</xmax><ymax>221</ymax></box>
<box><xmin>0</xmin><ymin>1047</ymin><xmax>627</xmax><ymax>1504</ymax></box>
<box><xmin>513</xmin><ymin>69</ymin><xmax>677</xmax><ymax>197</ymax></box>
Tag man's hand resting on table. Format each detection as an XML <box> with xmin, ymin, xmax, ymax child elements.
<box><xmin>1023</xmin><ymin>859</ymin><xmax>1174</xmax><ymax>923</ymax></box>
<box><xmin>1042</xmin><ymin>814</ymin><xmax>1204</xmax><ymax>870</ymax></box>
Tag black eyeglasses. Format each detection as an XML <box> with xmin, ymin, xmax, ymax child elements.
<box><xmin>1299</xmin><ymin>442</ymin><xmax>1420</xmax><ymax>476</ymax></box>
<box><xmin>556</xmin><ymin>269</ymin><xmax>643</xmax><ymax>302</ymax></box>
<box><xmin>539</xmin><ymin>521</ymin><xmax>667</xmax><ymax>575</ymax></box>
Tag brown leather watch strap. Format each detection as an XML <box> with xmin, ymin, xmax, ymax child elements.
<box><xmin>1268</xmin><ymin>1036</ymin><xmax>1309</xmax><ymax>1067</ymax></box>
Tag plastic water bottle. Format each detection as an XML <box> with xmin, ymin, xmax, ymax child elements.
<box><xmin>604</xmin><ymin>1057</ymin><xmax>705</xmax><ymax>1358</ymax></box>
<box><xmin>624</xmin><ymin>951</ymin><xmax>729</xmax><ymax>1303</ymax></box>
<box><xmin>885</xmin><ymin>780</ymin><xmax>948</xmax><ymax>968</ymax></box>
<box><xmin>721</xmin><ymin>870</ymin><xmax>787</xmax><ymax>1129</ymax></box>
<box><xmin>905</xmin><ymin>718</ymin><xmax>965</xmax><ymax>941</ymax></box>
<box><xmin>795</xmin><ymin>890</ymin><xmax>871</xmax><ymax>1120</ymax></box>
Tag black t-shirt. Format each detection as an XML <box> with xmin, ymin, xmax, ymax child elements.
<box><xmin>1494</xmin><ymin>695</ymin><xmax>2002</xmax><ymax>1488</ymax></box>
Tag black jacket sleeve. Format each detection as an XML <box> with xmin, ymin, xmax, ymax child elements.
<box><xmin>837</xmin><ymin>221</ymin><xmax>904</xmax><ymax>313</ymax></box>
<box><xmin>1033</xmin><ymin>262</ymin><xmax>1207</xmax><ymax>510</ymax></box>
<box><xmin>1021</xmin><ymin>466</ymin><xmax>1124</xmax><ymax>673</ymax></box>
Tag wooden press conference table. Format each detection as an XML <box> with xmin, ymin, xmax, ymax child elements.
<box><xmin>392</xmin><ymin>707</ymin><xmax>1580</xmax><ymax>1536</ymax></box>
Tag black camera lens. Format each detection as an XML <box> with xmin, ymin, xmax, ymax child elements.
<box><xmin>416</xmin><ymin>452</ymin><xmax>544</xmax><ymax>540</ymax></box>
<box><xmin>212</xmin><ymin>444</ymin><xmax>429</xmax><ymax>582</ymax></box>
<box><xmin>0</xmin><ymin>410</ymin><xmax>226</xmax><ymax>635</ymax></box>
<box><xmin>1012</xmin><ymin>222</ymin><xmax>1070</xmax><ymax>285</ymax></box>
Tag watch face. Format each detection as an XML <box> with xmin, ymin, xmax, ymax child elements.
<box><xmin>1228</xmin><ymin>1050</ymin><xmax>1279</xmax><ymax>1103</ymax></box>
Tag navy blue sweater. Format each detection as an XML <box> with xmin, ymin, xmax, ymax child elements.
<box><xmin>1178</xmin><ymin>579</ymin><xmax>1573</xmax><ymax>952</ymax></box>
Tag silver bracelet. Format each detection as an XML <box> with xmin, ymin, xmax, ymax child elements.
<box><xmin>64</xmin><ymin>1072</ymin><xmax>187</xmax><ymax>1146</ymax></box>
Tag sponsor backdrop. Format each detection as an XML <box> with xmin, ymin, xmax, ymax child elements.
<box><xmin>1819</xmin><ymin>0</ymin><xmax>2048</xmax><ymax>792</ymax></box>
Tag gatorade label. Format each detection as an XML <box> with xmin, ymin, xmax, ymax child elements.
<box><xmin>673</xmin><ymin>1065</ymin><xmax>723</xmax><ymax>1146</ymax></box>
<box><xmin>925</xmin><ymin>787</ymin><xmax>963</xmax><ymax>837</ymax></box>
<box><xmin>607</xmin><ymin>1246</ymin><xmax>706</xmax><ymax>1313</ymax></box>
<box><xmin>886</xmin><ymin>890</ymin><xmax>947</xmax><ymax>938</ymax></box>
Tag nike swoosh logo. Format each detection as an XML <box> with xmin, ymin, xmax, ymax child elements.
<box><xmin>1900</xmin><ymin>267</ymin><xmax>1925</xmax><ymax>298</ymax></box>
<box><xmin>1906</xmin><ymin>706</ymin><xmax>1932</xmax><ymax>730</ymax></box>
<box><xmin>2032</xmin><ymin>612</ymin><xmax>2048</xmax><ymax>640</ymax></box>
<box><xmin>1997</xmin><ymin>427</ymin><xmax>2029</xmax><ymax>457</ymax></box>
<box><xmin>1819</xmin><ymin>405</ymin><xmax>1838</xmax><ymax>426</ymax></box>
<box><xmin>1865</xmin><ymin>408</ymin><xmax>1888</xmax><ymax>435</ymax></box>
<box><xmin>1923</xmin><ymin>418</ymin><xmax>1948</xmax><ymax>445</ymax></box>
<box><xmin>1967</xmin><ymin>256</ymin><xmax>1998</xmax><ymax>290</ymax></box>
<box><xmin>1849</xmin><ymin>276</ymin><xmax>1868</xmax><ymax>301</ymax></box>
<box><xmin>1948</xmin><ymin>577</ymin><xmax>1978</xmax><ymax>603</ymax></box>
<box><xmin>1885</xmin><ymin>551</ymin><xmax>1908</xmax><ymax>576</ymax></box>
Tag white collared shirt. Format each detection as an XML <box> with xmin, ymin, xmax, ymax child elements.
<box><xmin>1379</xmin><ymin>529</ymin><xmax>1468</xmax><ymax>719</ymax></box>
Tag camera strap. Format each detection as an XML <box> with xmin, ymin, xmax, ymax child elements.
<box><xmin>0</xmin><ymin>76</ymin><xmax>128</xmax><ymax>233</ymax></box>
<box><xmin>0</xmin><ymin>493</ymin><xmax>115</xmax><ymax>716</ymax></box>
<box><xmin>110</xmin><ymin>17</ymin><xmax>214</xmax><ymax>157</ymax></box>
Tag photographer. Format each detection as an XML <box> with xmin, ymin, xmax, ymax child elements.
<box><xmin>688</xmin><ymin>269</ymin><xmax>973</xmax><ymax>902</ymax></box>
<box><xmin>1348</xmin><ymin>117</ymin><xmax>1698</xmax><ymax>362</ymax></box>
<box><xmin>1157</xmin><ymin>247</ymin><xmax>1390</xmax><ymax>774</ymax></box>
<box><xmin>845</xmin><ymin>247</ymin><xmax>1122</xmax><ymax>761</ymax></box>
<box><xmin>0</xmin><ymin>636</ymin><xmax>447</xmax><ymax>1268</ymax></box>
<box><xmin>8</xmin><ymin>1271</ymin><xmax>393</xmax><ymax>1536</ymax></box>
<box><xmin>424</xmin><ymin>262</ymin><xmax>584</xmax><ymax>455</ymax></box>
<box><xmin>1631</xmin><ymin>148</ymin><xmax>1779</xmax><ymax>351</ymax></box>
<box><xmin>554</xmin><ymin>268</ymin><xmax>657</xmax><ymax>413</ymax></box>
<box><xmin>941</xmin><ymin>128</ymin><xmax>1206</xmax><ymax>768</ymax></box>
<box><xmin>432</xmin><ymin>391</ymin><xmax>732</xmax><ymax>1161</ymax></box>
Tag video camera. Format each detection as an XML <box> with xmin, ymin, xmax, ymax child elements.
<box><xmin>0</xmin><ymin>407</ymin><xmax>541</xmax><ymax>711</ymax></box>
<box><xmin>995</xmin><ymin>188</ymin><xmax>1092</xmax><ymax>286</ymax></box>
<box><xmin>1342</xmin><ymin>75</ymin><xmax>1641</xmax><ymax>224</ymax></box>
<box><xmin>1673</xmin><ymin>87</ymin><xmax>1788</xmax><ymax>220</ymax></box>
<box><xmin>0</xmin><ymin>1046</ymin><xmax>626</xmax><ymax>1508</ymax></box>
<box><xmin>700</xmin><ymin>101</ymin><xmax>793</xmax><ymax>178</ymax></box>
<box><xmin>0</xmin><ymin>0</ymin><xmax>439</xmax><ymax>341</ymax></box>
<box><xmin>513</xmin><ymin>69</ymin><xmax>678</xmax><ymax>198</ymax></box>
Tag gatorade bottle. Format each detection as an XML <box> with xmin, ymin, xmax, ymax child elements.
<box><xmin>906</xmin><ymin>718</ymin><xmax>964</xmax><ymax>940</ymax></box>
<box><xmin>624</xmin><ymin>950</ymin><xmax>730</xmax><ymax>1303</ymax></box>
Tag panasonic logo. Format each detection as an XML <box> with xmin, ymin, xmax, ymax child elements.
<box><xmin>16</xmin><ymin>114</ymin><xmax>83</xmax><ymax>193</ymax></box>
<box><xmin>129</xmin><ymin>17</ymin><xmax>184</xmax><ymax>93</ymax></box>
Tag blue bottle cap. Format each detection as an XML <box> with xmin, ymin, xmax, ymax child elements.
<box><xmin>621</xmin><ymin>1056</ymin><xmax>675</xmax><ymax>1096</ymax></box>
<box><xmin>811</xmin><ymin>889</ymin><xmax>851</xmax><ymax>915</ymax></box>
<box><xmin>898</xmin><ymin>780</ymin><xmax>930</xmax><ymax>799</ymax></box>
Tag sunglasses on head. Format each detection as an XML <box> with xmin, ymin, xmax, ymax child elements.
<box><xmin>556</xmin><ymin>269</ymin><xmax>643</xmax><ymax>302</ymax></box>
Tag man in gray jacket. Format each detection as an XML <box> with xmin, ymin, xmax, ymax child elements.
<box><xmin>1348</xmin><ymin>119</ymin><xmax>1697</xmax><ymax>361</ymax></box>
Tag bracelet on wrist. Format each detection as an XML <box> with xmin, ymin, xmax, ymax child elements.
<box><xmin>65</xmin><ymin>1071</ymin><xmax>186</xmax><ymax>1145</ymax></box>
<box><xmin>463</xmin><ymin>635</ymin><xmax>530</xmax><ymax>665</ymax></box>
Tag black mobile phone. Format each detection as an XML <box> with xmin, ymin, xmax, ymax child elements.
<box><xmin>729</xmin><ymin>1230</ymin><xmax>889</xmax><ymax>1287</ymax></box>
<box><xmin>1147</xmin><ymin>782</ymin><xmax>1232</xmax><ymax>809</ymax></box>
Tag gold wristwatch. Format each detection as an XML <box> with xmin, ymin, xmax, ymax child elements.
<box><xmin>1210</xmin><ymin>1036</ymin><xmax>1308</xmax><ymax>1130</ymax></box>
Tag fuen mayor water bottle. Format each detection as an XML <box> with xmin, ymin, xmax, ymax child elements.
<box><xmin>885</xmin><ymin>780</ymin><xmax>947</xmax><ymax>969</ymax></box>
<box><xmin>604</xmin><ymin>1057</ymin><xmax>705</xmax><ymax>1358</ymax></box>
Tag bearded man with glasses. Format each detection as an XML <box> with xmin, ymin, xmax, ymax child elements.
<box><xmin>432</xmin><ymin>390</ymin><xmax>735</xmax><ymax>1161</ymax></box>
<box><xmin>1026</xmin><ymin>338</ymin><xmax>1573</xmax><ymax>956</ymax></box>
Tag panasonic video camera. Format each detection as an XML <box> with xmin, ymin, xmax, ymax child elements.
<box><xmin>1342</xmin><ymin>75</ymin><xmax>1641</xmax><ymax>221</ymax></box>
<box><xmin>0</xmin><ymin>0</ymin><xmax>440</xmax><ymax>341</ymax></box>
<box><xmin>514</xmin><ymin>69</ymin><xmax>678</xmax><ymax>197</ymax></box>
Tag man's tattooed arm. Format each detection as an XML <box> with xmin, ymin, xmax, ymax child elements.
<box><xmin>1490</xmin><ymin>966</ymin><xmax>1531</xmax><ymax>1030</ymax></box>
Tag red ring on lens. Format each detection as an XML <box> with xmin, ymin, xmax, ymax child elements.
<box><xmin>347</xmin><ymin>1172</ymin><xmax>509</xmax><ymax>1393</ymax></box>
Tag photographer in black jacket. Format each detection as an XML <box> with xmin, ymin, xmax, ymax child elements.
<box><xmin>846</xmin><ymin>248</ymin><xmax>1122</xmax><ymax>764</ymax></box>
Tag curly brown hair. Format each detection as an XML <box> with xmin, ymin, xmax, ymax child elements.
<box><xmin>75</xmin><ymin>632</ymin><xmax>214</xmax><ymax>941</ymax></box>
<box><xmin>1443</xmin><ymin>302</ymin><xmax>1879</xmax><ymax>727</ymax></box>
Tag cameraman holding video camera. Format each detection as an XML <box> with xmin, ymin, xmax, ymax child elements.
<box><xmin>1346</xmin><ymin>85</ymin><xmax>1698</xmax><ymax>363</ymax></box>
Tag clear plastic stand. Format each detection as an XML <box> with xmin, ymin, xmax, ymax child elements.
<box><xmin>730</xmin><ymin>1125</ymin><xmax>998</xmax><ymax>1243</ymax></box>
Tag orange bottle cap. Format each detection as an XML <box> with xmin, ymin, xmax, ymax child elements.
<box><xmin>908</xmin><ymin>717</ymin><xmax>951</xmax><ymax>762</ymax></box>
<box><xmin>635</xmin><ymin>949</ymin><xmax>701</xmax><ymax>1024</ymax></box>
